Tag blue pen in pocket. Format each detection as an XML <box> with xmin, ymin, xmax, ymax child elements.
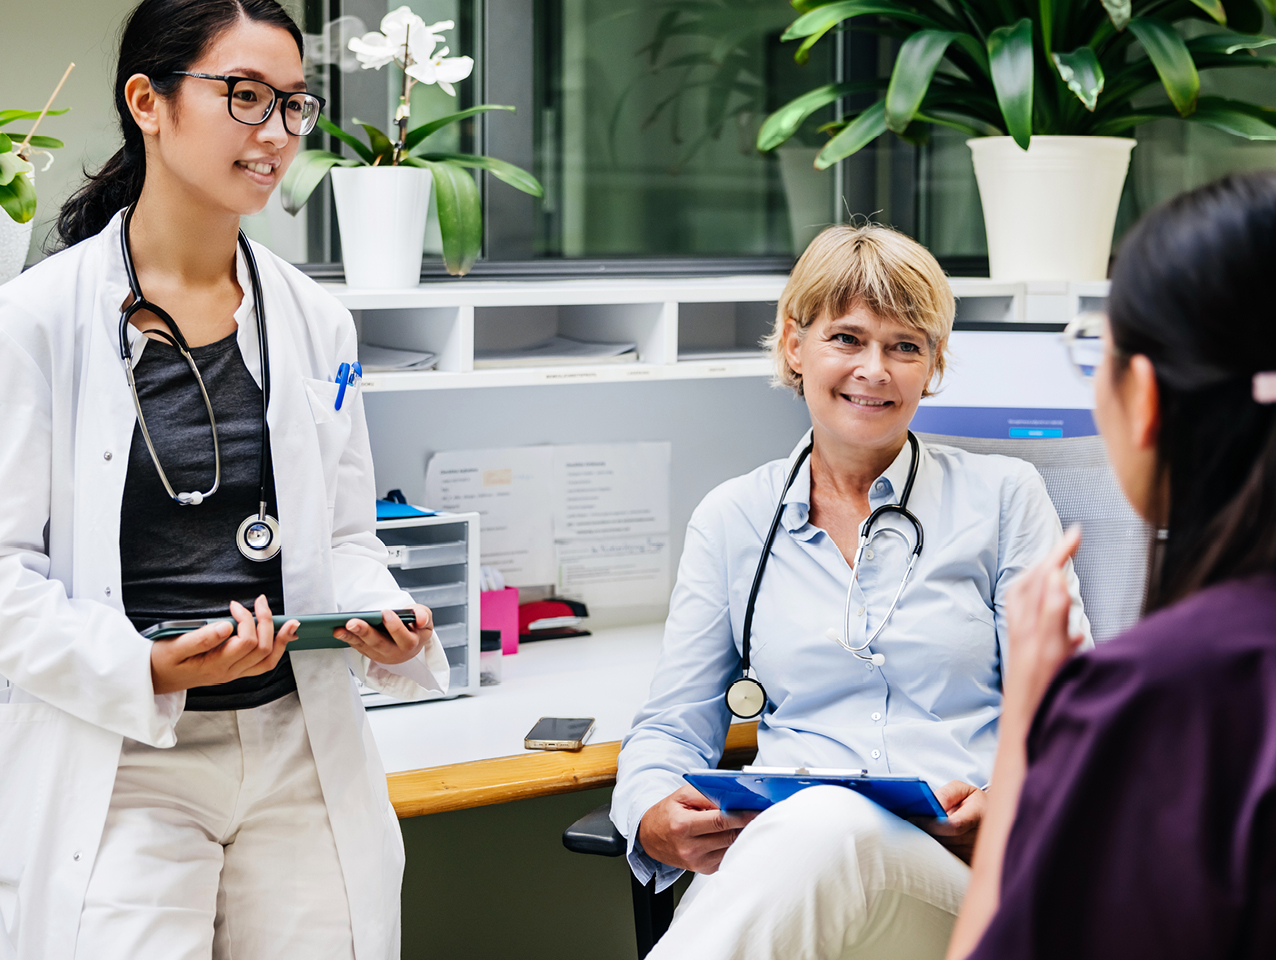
<box><xmin>333</xmin><ymin>361</ymin><xmax>362</xmax><ymax>410</ymax></box>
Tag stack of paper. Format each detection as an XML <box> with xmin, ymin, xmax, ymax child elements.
<box><xmin>474</xmin><ymin>335</ymin><xmax>638</xmax><ymax>369</ymax></box>
<box><xmin>358</xmin><ymin>343</ymin><xmax>438</xmax><ymax>372</ymax></box>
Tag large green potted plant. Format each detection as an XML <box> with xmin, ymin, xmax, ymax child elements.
<box><xmin>757</xmin><ymin>0</ymin><xmax>1276</xmax><ymax>279</ymax></box>
<box><xmin>1</xmin><ymin>105</ymin><xmax>67</xmax><ymax>284</ymax></box>
<box><xmin>281</xmin><ymin>6</ymin><xmax>542</xmax><ymax>284</ymax></box>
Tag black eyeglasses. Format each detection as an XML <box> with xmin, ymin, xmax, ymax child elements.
<box><xmin>170</xmin><ymin>72</ymin><xmax>326</xmax><ymax>137</ymax></box>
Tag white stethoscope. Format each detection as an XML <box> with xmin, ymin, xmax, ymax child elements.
<box><xmin>117</xmin><ymin>204</ymin><xmax>281</xmax><ymax>563</ymax></box>
<box><xmin>725</xmin><ymin>433</ymin><xmax>924</xmax><ymax>719</ymax></box>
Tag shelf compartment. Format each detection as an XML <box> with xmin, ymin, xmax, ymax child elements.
<box><xmin>407</xmin><ymin>582</ymin><xmax>468</xmax><ymax>609</ymax></box>
<box><xmin>355</xmin><ymin>304</ymin><xmax>474</xmax><ymax>372</ymax></box>
<box><xmin>434</xmin><ymin>622</ymin><xmax>468</xmax><ymax>648</ymax></box>
<box><xmin>473</xmin><ymin>301</ymin><xmax>676</xmax><ymax>368</ymax></box>
<box><xmin>677</xmin><ymin>300</ymin><xmax>773</xmax><ymax>361</ymax></box>
<box><xmin>387</xmin><ymin>540</ymin><xmax>468</xmax><ymax>569</ymax></box>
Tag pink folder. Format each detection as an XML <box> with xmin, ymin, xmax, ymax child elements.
<box><xmin>480</xmin><ymin>586</ymin><xmax>520</xmax><ymax>655</ymax></box>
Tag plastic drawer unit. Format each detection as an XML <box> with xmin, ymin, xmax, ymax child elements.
<box><xmin>360</xmin><ymin>510</ymin><xmax>481</xmax><ymax>707</ymax></box>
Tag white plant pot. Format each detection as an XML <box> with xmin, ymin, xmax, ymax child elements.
<box><xmin>0</xmin><ymin>215</ymin><xmax>34</xmax><ymax>286</ymax></box>
<box><xmin>330</xmin><ymin>165</ymin><xmax>433</xmax><ymax>289</ymax></box>
<box><xmin>968</xmin><ymin>136</ymin><xmax>1135</xmax><ymax>281</ymax></box>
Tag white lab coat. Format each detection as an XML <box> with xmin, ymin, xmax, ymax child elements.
<box><xmin>0</xmin><ymin>210</ymin><xmax>449</xmax><ymax>960</ymax></box>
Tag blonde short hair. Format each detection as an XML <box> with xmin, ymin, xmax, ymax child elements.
<box><xmin>765</xmin><ymin>224</ymin><xmax>955</xmax><ymax>398</ymax></box>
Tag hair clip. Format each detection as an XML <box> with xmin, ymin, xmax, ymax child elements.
<box><xmin>1253</xmin><ymin>372</ymin><xmax>1276</xmax><ymax>404</ymax></box>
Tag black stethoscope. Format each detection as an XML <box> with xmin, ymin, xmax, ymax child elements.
<box><xmin>725</xmin><ymin>432</ymin><xmax>925</xmax><ymax>719</ymax></box>
<box><xmin>117</xmin><ymin>204</ymin><xmax>281</xmax><ymax>563</ymax></box>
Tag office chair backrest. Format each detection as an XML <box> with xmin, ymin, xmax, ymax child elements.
<box><xmin>917</xmin><ymin>433</ymin><xmax>1151</xmax><ymax>643</ymax></box>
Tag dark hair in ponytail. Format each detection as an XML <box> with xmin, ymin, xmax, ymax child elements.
<box><xmin>1107</xmin><ymin>171</ymin><xmax>1276</xmax><ymax>611</ymax></box>
<box><xmin>55</xmin><ymin>0</ymin><xmax>302</xmax><ymax>248</ymax></box>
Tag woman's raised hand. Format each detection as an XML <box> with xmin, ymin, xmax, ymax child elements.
<box><xmin>150</xmin><ymin>594</ymin><xmax>298</xmax><ymax>695</ymax></box>
<box><xmin>1003</xmin><ymin>524</ymin><xmax>1086</xmax><ymax>729</ymax></box>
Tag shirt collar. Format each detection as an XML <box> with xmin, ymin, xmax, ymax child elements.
<box><xmin>780</xmin><ymin>432</ymin><xmax>927</xmax><ymax>533</ymax></box>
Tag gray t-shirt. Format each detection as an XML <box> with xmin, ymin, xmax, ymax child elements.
<box><xmin>120</xmin><ymin>330</ymin><xmax>295</xmax><ymax>711</ymax></box>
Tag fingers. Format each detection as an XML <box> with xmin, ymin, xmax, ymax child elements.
<box><xmin>171</xmin><ymin>618</ymin><xmax>235</xmax><ymax>656</ymax></box>
<box><xmin>1049</xmin><ymin>524</ymin><xmax>1083</xmax><ymax>568</ymax></box>
<box><xmin>685</xmin><ymin>806</ymin><xmax>759</xmax><ymax>836</ymax></box>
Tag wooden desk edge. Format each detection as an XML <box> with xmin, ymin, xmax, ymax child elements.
<box><xmin>389</xmin><ymin>722</ymin><xmax>759</xmax><ymax>817</ymax></box>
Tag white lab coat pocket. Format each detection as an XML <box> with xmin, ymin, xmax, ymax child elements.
<box><xmin>302</xmin><ymin>377</ymin><xmax>353</xmax><ymax>510</ymax></box>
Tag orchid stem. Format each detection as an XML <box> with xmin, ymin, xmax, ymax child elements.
<box><xmin>19</xmin><ymin>62</ymin><xmax>75</xmax><ymax>158</ymax></box>
<box><xmin>392</xmin><ymin>27</ymin><xmax>411</xmax><ymax>165</ymax></box>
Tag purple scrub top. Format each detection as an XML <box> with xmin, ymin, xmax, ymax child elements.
<box><xmin>969</xmin><ymin>573</ymin><xmax>1276</xmax><ymax>959</ymax></box>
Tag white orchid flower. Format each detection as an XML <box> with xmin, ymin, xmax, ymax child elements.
<box><xmin>0</xmin><ymin>151</ymin><xmax>33</xmax><ymax>188</ymax></box>
<box><xmin>348</xmin><ymin>7</ymin><xmax>449</xmax><ymax>70</ymax></box>
<box><xmin>406</xmin><ymin>47</ymin><xmax>474</xmax><ymax>96</ymax></box>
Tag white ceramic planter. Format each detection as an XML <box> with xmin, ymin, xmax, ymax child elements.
<box><xmin>968</xmin><ymin>136</ymin><xmax>1135</xmax><ymax>281</ymax></box>
<box><xmin>330</xmin><ymin>165</ymin><xmax>433</xmax><ymax>288</ymax></box>
<box><xmin>0</xmin><ymin>215</ymin><xmax>34</xmax><ymax>285</ymax></box>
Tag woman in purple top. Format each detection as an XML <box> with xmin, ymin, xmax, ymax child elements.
<box><xmin>947</xmin><ymin>171</ymin><xmax>1276</xmax><ymax>960</ymax></box>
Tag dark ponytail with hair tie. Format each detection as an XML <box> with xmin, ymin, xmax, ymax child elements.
<box><xmin>55</xmin><ymin>0</ymin><xmax>302</xmax><ymax>248</ymax></box>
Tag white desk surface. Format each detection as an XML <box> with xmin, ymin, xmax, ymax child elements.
<box><xmin>367</xmin><ymin>623</ymin><xmax>665</xmax><ymax>774</ymax></box>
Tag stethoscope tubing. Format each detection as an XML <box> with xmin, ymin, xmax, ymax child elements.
<box><xmin>736</xmin><ymin>431</ymin><xmax>923</xmax><ymax>691</ymax></box>
<box><xmin>117</xmin><ymin>204</ymin><xmax>273</xmax><ymax>516</ymax></box>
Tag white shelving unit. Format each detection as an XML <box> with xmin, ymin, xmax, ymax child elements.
<box><xmin>326</xmin><ymin>276</ymin><xmax>1107</xmax><ymax>393</ymax></box>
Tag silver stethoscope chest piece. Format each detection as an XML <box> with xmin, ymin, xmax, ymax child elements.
<box><xmin>119</xmin><ymin>204</ymin><xmax>282</xmax><ymax>565</ymax></box>
<box><xmin>726</xmin><ymin>676</ymin><xmax>767</xmax><ymax>719</ymax></box>
<box><xmin>237</xmin><ymin>510</ymin><xmax>281</xmax><ymax>562</ymax></box>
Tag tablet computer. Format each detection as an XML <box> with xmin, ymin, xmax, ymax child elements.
<box><xmin>140</xmin><ymin>609</ymin><xmax>417</xmax><ymax>651</ymax></box>
<box><xmin>684</xmin><ymin>767</ymin><xmax>947</xmax><ymax>820</ymax></box>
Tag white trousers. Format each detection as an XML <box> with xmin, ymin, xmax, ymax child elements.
<box><xmin>73</xmin><ymin>692</ymin><xmax>354</xmax><ymax>960</ymax></box>
<box><xmin>647</xmin><ymin>785</ymin><xmax>970</xmax><ymax>960</ymax></box>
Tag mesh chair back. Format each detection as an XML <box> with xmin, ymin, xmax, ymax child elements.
<box><xmin>917</xmin><ymin>433</ymin><xmax>1151</xmax><ymax>643</ymax></box>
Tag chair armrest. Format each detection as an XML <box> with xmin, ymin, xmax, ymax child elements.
<box><xmin>563</xmin><ymin>802</ymin><xmax>626</xmax><ymax>857</ymax></box>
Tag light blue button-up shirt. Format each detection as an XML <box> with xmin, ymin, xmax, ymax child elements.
<box><xmin>612</xmin><ymin>432</ymin><xmax>1092</xmax><ymax>890</ymax></box>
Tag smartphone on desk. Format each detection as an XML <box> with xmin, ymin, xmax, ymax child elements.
<box><xmin>524</xmin><ymin>717</ymin><xmax>596</xmax><ymax>751</ymax></box>
<box><xmin>140</xmin><ymin>609</ymin><xmax>417</xmax><ymax>651</ymax></box>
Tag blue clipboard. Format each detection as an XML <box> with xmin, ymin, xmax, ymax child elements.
<box><xmin>685</xmin><ymin>769</ymin><xmax>947</xmax><ymax>820</ymax></box>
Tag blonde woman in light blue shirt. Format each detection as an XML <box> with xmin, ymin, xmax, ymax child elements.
<box><xmin>612</xmin><ymin>224</ymin><xmax>1091</xmax><ymax>960</ymax></box>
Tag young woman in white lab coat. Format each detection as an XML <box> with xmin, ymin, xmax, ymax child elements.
<box><xmin>0</xmin><ymin>2</ymin><xmax>448</xmax><ymax>958</ymax></box>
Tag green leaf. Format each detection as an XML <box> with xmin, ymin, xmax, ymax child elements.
<box><xmin>0</xmin><ymin>171</ymin><xmax>36</xmax><ymax>223</ymax></box>
<box><xmin>0</xmin><ymin>133</ymin><xmax>10</xmax><ymax>154</ymax></box>
<box><xmin>1220</xmin><ymin>0</ymin><xmax>1265</xmax><ymax>33</ymax></box>
<box><xmin>1096</xmin><ymin>96</ymin><xmax>1276</xmax><ymax>136</ymax></box>
<box><xmin>1187</xmin><ymin>0</ymin><xmax>1229</xmax><ymax>25</ymax></box>
<box><xmin>1259</xmin><ymin>0</ymin><xmax>1276</xmax><ymax>18</ymax></box>
<box><xmin>885</xmin><ymin>31</ymin><xmax>958</xmax><ymax>134</ymax></box>
<box><xmin>815</xmin><ymin>98</ymin><xmax>888</xmax><ymax>168</ymax></box>
<box><xmin>756</xmin><ymin>80</ymin><xmax>884</xmax><ymax>151</ymax></box>
<box><xmin>1187</xmin><ymin>31</ymin><xmax>1276</xmax><ymax>54</ymax></box>
<box><xmin>279</xmin><ymin>150</ymin><xmax>360</xmax><ymax>215</ymax></box>
<box><xmin>413</xmin><ymin>160</ymin><xmax>482</xmax><ymax>276</ymax></box>
<box><xmin>1052</xmin><ymin>46</ymin><xmax>1105</xmax><ymax>111</ymax></box>
<box><xmin>782</xmin><ymin>0</ymin><xmax>942</xmax><ymax>42</ymax></box>
<box><xmin>7</xmin><ymin>135</ymin><xmax>64</xmax><ymax>150</ymax></box>
<box><xmin>988</xmin><ymin>18</ymin><xmax>1034</xmax><ymax>149</ymax></box>
<box><xmin>415</xmin><ymin>152</ymin><xmax>544</xmax><ymax>197</ymax></box>
<box><xmin>0</xmin><ymin>108</ymin><xmax>68</xmax><ymax>128</ymax></box>
<box><xmin>404</xmin><ymin>105</ymin><xmax>516</xmax><ymax>153</ymax></box>
<box><xmin>1099</xmin><ymin>0</ymin><xmax>1131</xmax><ymax>30</ymax></box>
<box><xmin>354</xmin><ymin>121</ymin><xmax>394</xmax><ymax>162</ymax></box>
<box><xmin>315</xmin><ymin>114</ymin><xmax>375</xmax><ymax>164</ymax></box>
<box><xmin>1128</xmin><ymin>17</ymin><xmax>1200</xmax><ymax>116</ymax></box>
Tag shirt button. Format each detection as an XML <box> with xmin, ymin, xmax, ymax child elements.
<box><xmin>865</xmin><ymin>662</ymin><xmax>874</xmax><ymax>671</ymax></box>
<box><xmin>857</xmin><ymin>607</ymin><xmax>865</xmax><ymax>617</ymax></box>
<box><xmin>871</xmin><ymin>712</ymin><xmax>881</xmax><ymax>721</ymax></box>
<box><xmin>103</xmin><ymin>451</ymin><xmax>112</xmax><ymax>461</ymax></box>
<box><xmin>874</xmin><ymin>481</ymin><xmax>886</xmax><ymax>492</ymax></box>
<box><xmin>72</xmin><ymin>851</ymin><xmax>82</xmax><ymax>861</ymax></box>
<box><xmin>104</xmin><ymin>587</ymin><xmax>111</xmax><ymax>597</ymax></box>
<box><xmin>864</xmin><ymin>548</ymin><xmax>875</xmax><ymax>560</ymax></box>
<box><xmin>871</xmin><ymin>749</ymin><xmax>881</xmax><ymax>760</ymax></box>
